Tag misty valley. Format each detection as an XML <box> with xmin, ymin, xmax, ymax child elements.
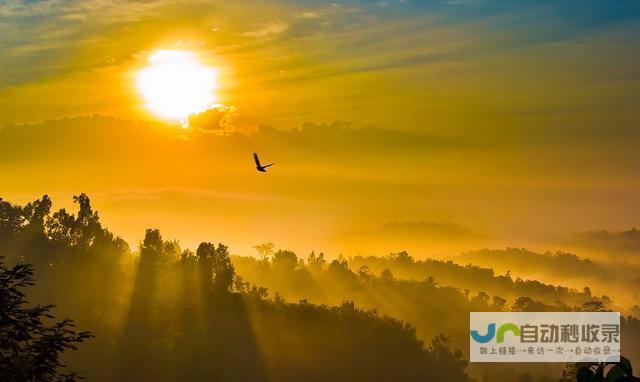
<box><xmin>1</xmin><ymin>194</ymin><xmax>639</xmax><ymax>382</ymax></box>
<box><xmin>3</xmin><ymin>1</ymin><xmax>639</xmax><ymax>381</ymax></box>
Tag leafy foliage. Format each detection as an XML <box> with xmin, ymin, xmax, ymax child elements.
<box><xmin>0</xmin><ymin>258</ymin><xmax>92</xmax><ymax>381</ymax></box>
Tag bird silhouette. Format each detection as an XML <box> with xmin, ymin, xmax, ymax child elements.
<box><xmin>253</xmin><ymin>152</ymin><xmax>275</xmax><ymax>172</ymax></box>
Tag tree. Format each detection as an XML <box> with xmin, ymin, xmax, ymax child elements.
<box><xmin>470</xmin><ymin>291</ymin><xmax>490</xmax><ymax>306</ymax></box>
<box><xmin>0</xmin><ymin>196</ymin><xmax>51</xmax><ymax>257</ymax></box>
<box><xmin>581</xmin><ymin>300</ymin><xmax>605</xmax><ymax>312</ymax></box>
<box><xmin>390</xmin><ymin>251</ymin><xmax>414</xmax><ymax>265</ymax></box>
<box><xmin>272</xmin><ymin>250</ymin><xmax>298</xmax><ymax>271</ymax></box>
<box><xmin>211</xmin><ymin>244</ymin><xmax>234</xmax><ymax>292</ymax></box>
<box><xmin>253</xmin><ymin>242</ymin><xmax>274</xmax><ymax>261</ymax></box>
<box><xmin>197</xmin><ymin>242</ymin><xmax>215</xmax><ymax>289</ymax></box>
<box><xmin>233</xmin><ymin>275</ymin><xmax>250</xmax><ymax>293</ymax></box>
<box><xmin>511</xmin><ymin>296</ymin><xmax>554</xmax><ymax>312</ymax></box>
<box><xmin>139</xmin><ymin>229</ymin><xmax>166</xmax><ymax>263</ymax></box>
<box><xmin>45</xmin><ymin>194</ymin><xmax>100</xmax><ymax>249</ymax></box>
<box><xmin>428</xmin><ymin>335</ymin><xmax>468</xmax><ymax>382</ymax></box>
<box><xmin>0</xmin><ymin>197</ymin><xmax>25</xmax><ymax>242</ymax></box>
<box><xmin>380</xmin><ymin>268</ymin><xmax>394</xmax><ymax>281</ymax></box>
<box><xmin>563</xmin><ymin>356</ymin><xmax>638</xmax><ymax>382</ymax></box>
<box><xmin>197</xmin><ymin>242</ymin><xmax>235</xmax><ymax>292</ymax></box>
<box><xmin>21</xmin><ymin>196</ymin><xmax>52</xmax><ymax>239</ymax></box>
<box><xmin>0</xmin><ymin>257</ymin><xmax>92</xmax><ymax>381</ymax></box>
<box><xmin>492</xmin><ymin>295</ymin><xmax>507</xmax><ymax>311</ymax></box>
<box><xmin>358</xmin><ymin>265</ymin><xmax>372</xmax><ymax>281</ymax></box>
<box><xmin>45</xmin><ymin>194</ymin><xmax>127</xmax><ymax>254</ymax></box>
<box><xmin>424</xmin><ymin>276</ymin><xmax>438</xmax><ymax>287</ymax></box>
<box><xmin>307</xmin><ymin>251</ymin><xmax>326</xmax><ymax>272</ymax></box>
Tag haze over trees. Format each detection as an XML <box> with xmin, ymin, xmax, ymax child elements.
<box><xmin>1</xmin><ymin>194</ymin><xmax>639</xmax><ymax>381</ymax></box>
<box><xmin>0</xmin><ymin>194</ymin><xmax>469</xmax><ymax>382</ymax></box>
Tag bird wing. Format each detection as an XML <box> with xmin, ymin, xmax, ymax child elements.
<box><xmin>253</xmin><ymin>152</ymin><xmax>262</xmax><ymax>167</ymax></box>
<box><xmin>263</xmin><ymin>163</ymin><xmax>275</xmax><ymax>168</ymax></box>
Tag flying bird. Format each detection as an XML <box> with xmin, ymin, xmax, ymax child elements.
<box><xmin>253</xmin><ymin>152</ymin><xmax>275</xmax><ymax>172</ymax></box>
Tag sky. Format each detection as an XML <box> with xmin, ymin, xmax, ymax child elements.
<box><xmin>1</xmin><ymin>0</ymin><xmax>639</xmax><ymax>256</ymax></box>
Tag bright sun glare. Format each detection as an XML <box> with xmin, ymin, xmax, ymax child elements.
<box><xmin>136</xmin><ymin>50</ymin><xmax>218</xmax><ymax>123</ymax></box>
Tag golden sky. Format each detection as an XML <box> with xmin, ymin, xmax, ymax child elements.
<box><xmin>1</xmin><ymin>0</ymin><xmax>639</xmax><ymax>256</ymax></box>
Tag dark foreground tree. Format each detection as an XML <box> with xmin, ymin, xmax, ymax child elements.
<box><xmin>0</xmin><ymin>257</ymin><xmax>92</xmax><ymax>382</ymax></box>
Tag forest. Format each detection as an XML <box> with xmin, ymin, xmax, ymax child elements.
<box><xmin>1</xmin><ymin>194</ymin><xmax>639</xmax><ymax>381</ymax></box>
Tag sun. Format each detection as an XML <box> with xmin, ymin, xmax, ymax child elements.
<box><xmin>136</xmin><ymin>50</ymin><xmax>219</xmax><ymax>123</ymax></box>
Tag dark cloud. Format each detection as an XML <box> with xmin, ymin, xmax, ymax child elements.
<box><xmin>187</xmin><ymin>104</ymin><xmax>236</xmax><ymax>133</ymax></box>
<box><xmin>0</xmin><ymin>115</ymin><xmax>470</xmax><ymax>167</ymax></box>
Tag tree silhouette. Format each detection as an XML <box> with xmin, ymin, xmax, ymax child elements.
<box><xmin>197</xmin><ymin>242</ymin><xmax>235</xmax><ymax>292</ymax></box>
<box><xmin>11</xmin><ymin>195</ymin><xmax>639</xmax><ymax>381</ymax></box>
<box><xmin>307</xmin><ymin>251</ymin><xmax>326</xmax><ymax>272</ymax></box>
<box><xmin>272</xmin><ymin>250</ymin><xmax>298</xmax><ymax>271</ymax></box>
<box><xmin>0</xmin><ymin>257</ymin><xmax>92</xmax><ymax>381</ymax></box>
<box><xmin>253</xmin><ymin>242</ymin><xmax>274</xmax><ymax>261</ymax></box>
<box><xmin>562</xmin><ymin>356</ymin><xmax>640</xmax><ymax>381</ymax></box>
